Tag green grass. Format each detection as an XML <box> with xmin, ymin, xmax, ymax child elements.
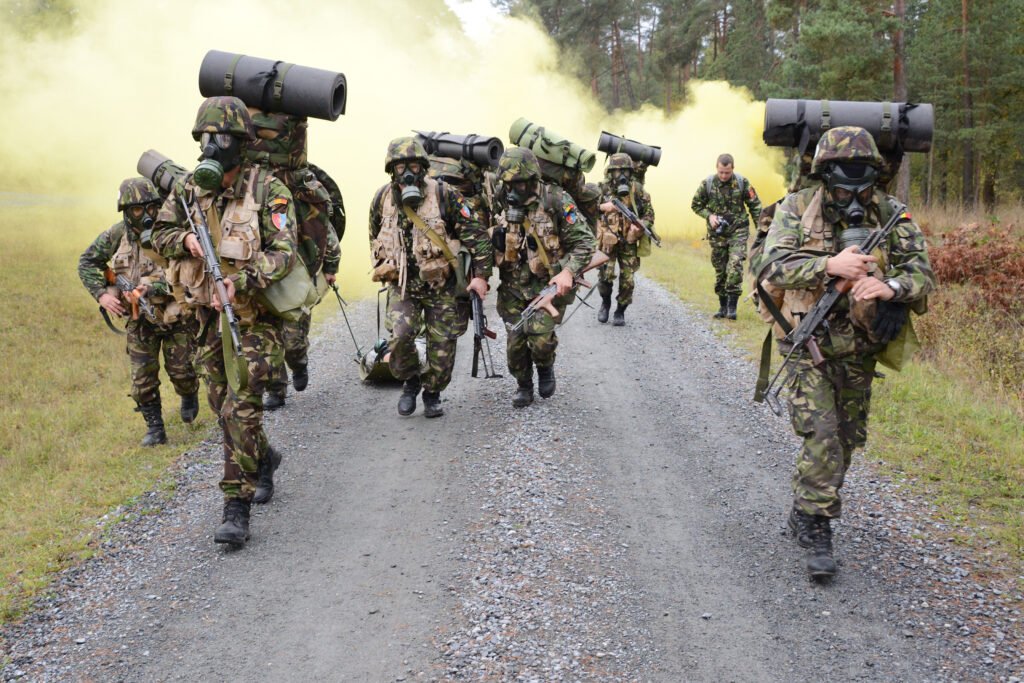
<box><xmin>645</xmin><ymin>239</ymin><xmax>1024</xmax><ymax>576</ymax></box>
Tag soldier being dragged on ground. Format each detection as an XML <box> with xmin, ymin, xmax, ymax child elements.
<box><xmin>369</xmin><ymin>137</ymin><xmax>492</xmax><ymax>418</ymax></box>
<box><xmin>78</xmin><ymin>177</ymin><xmax>200</xmax><ymax>447</ymax></box>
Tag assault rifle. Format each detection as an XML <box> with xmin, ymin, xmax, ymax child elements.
<box><xmin>713</xmin><ymin>214</ymin><xmax>734</xmax><ymax>236</ymax></box>
<box><xmin>758</xmin><ymin>201</ymin><xmax>908</xmax><ymax>415</ymax></box>
<box><xmin>470</xmin><ymin>291</ymin><xmax>501</xmax><ymax>378</ymax></box>
<box><xmin>611</xmin><ymin>197</ymin><xmax>661</xmax><ymax>247</ymax></box>
<box><xmin>179</xmin><ymin>193</ymin><xmax>244</xmax><ymax>355</ymax></box>
<box><xmin>512</xmin><ymin>250</ymin><xmax>610</xmax><ymax>332</ymax></box>
<box><xmin>104</xmin><ymin>268</ymin><xmax>156</xmax><ymax>321</ymax></box>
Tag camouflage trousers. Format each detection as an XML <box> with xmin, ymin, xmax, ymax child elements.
<box><xmin>387</xmin><ymin>284</ymin><xmax>469</xmax><ymax>393</ymax></box>
<box><xmin>194</xmin><ymin>309</ymin><xmax>283</xmax><ymax>501</ymax></box>
<box><xmin>787</xmin><ymin>353</ymin><xmax>876</xmax><ymax>518</ymax></box>
<box><xmin>126</xmin><ymin>317</ymin><xmax>199</xmax><ymax>406</ymax></box>
<box><xmin>709</xmin><ymin>226</ymin><xmax>749</xmax><ymax>297</ymax></box>
<box><xmin>497</xmin><ymin>282</ymin><xmax>570</xmax><ymax>385</ymax></box>
<box><xmin>267</xmin><ymin>312</ymin><xmax>312</xmax><ymax>395</ymax></box>
<box><xmin>598</xmin><ymin>242</ymin><xmax>641</xmax><ymax>307</ymax></box>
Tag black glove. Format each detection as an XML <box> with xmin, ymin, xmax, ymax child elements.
<box><xmin>492</xmin><ymin>228</ymin><xmax>506</xmax><ymax>253</ymax></box>
<box><xmin>871</xmin><ymin>300</ymin><xmax>907</xmax><ymax>343</ymax></box>
<box><xmin>526</xmin><ymin>235</ymin><xmax>538</xmax><ymax>251</ymax></box>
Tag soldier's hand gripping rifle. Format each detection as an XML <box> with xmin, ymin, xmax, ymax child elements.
<box><xmin>470</xmin><ymin>291</ymin><xmax>501</xmax><ymax>378</ymax></box>
<box><xmin>511</xmin><ymin>250</ymin><xmax>610</xmax><ymax>332</ymax></box>
<box><xmin>758</xmin><ymin>201</ymin><xmax>908</xmax><ymax>415</ymax></box>
<box><xmin>101</xmin><ymin>268</ymin><xmax>156</xmax><ymax>329</ymax></box>
<box><xmin>611</xmin><ymin>197</ymin><xmax>661</xmax><ymax>247</ymax></box>
<box><xmin>179</xmin><ymin>193</ymin><xmax>243</xmax><ymax>356</ymax></box>
<box><xmin>713</xmin><ymin>214</ymin><xmax>734</xmax><ymax>236</ymax></box>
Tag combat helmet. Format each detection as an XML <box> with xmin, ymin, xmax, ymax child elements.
<box><xmin>191</xmin><ymin>96</ymin><xmax>256</xmax><ymax>142</ymax></box>
<box><xmin>384</xmin><ymin>136</ymin><xmax>429</xmax><ymax>173</ymax></box>
<box><xmin>579</xmin><ymin>182</ymin><xmax>602</xmax><ymax>204</ymax></box>
<box><xmin>498</xmin><ymin>147</ymin><xmax>541</xmax><ymax>184</ymax></box>
<box><xmin>428</xmin><ymin>156</ymin><xmax>465</xmax><ymax>182</ymax></box>
<box><xmin>117</xmin><ymin>177</ymin><xmax>161</xmax><ymax>210</ymax></box>
<box><xmin>606</xmin><ymin>153</ymin><xmax>634</xmax><ymax>172</ymax></box>
<box><xmin>810</xmin><ymin>126</ymin><xmax>883</xmax><ymax>177</ymax></box>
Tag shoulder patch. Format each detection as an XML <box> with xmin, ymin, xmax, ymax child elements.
<box><xmin>460</xmin><ymin>202</ymin><xmax>473</xmax><ymax>219</ymax></box>
<box><xmin>748</xmin><ymin>188</ymin><xmax>757</xmax><ymax>200</ymax></box>
<box><xmin>272</xmin><ymin>212</ymin><xmax>289</xmax><ymax>231</ymax></box>
<box><xmin>564</xmin><ymin>202</ymin><xmax>580</xmax><ymax>225</ymax></box>
<box><xmin>269</xmin><ymin>197</ymin><xmax>289</xmax><ymax>210</ymax></box>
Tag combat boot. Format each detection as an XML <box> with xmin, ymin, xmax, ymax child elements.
<box><xmin>253</xmin><ymin>446</ymin><xmax>283</xmax><ymax>505</ymax></box>
<box><xmin>713</xmin><ymin>296</ymin><xmax>728</xmax><ymax>319</ymax></box>
<box><xmin>788</xmin><ymin>507</ymin><xmax>814</xmax><ymax>548</ymax></box>
<box><xmin>612</xmin><ymin>304</ymin><xmax>628</xmax><ymax>327</ymax></box>
<box><xmin>179</xmin><ymin>392</ymin><xmax>199</xmax><ymax>424</ymax></box>
<box><xmin>422</xmin><ymin>391</ymin><xmax>444</xmax><ymax>418</ymax></box>
<box><xmin>264</xmin><ymin>390</ymin><xmax>286</xmax><ymax>411</ymax></box>
<box><xmin>139</xmin><ymin>400</ymin><xmax>167</xmax><ymax>447</ymax></box>
<box><xmin>291</xmin><ymin>363</ymin><xmax>309</xmax><ymax>392</ymax></box>
<box><xmin>726</xmin><ymin>295</ymin><xmax>739</xmax><ymax>320</ymax></box>
<box><xmin>597</xmin><ymin>292</ymin><xmax>612</xmax><ymax>324</ymax></box>
<box><xmin>512</xmin><ymin>382</ymin><xmax>534</xmax><ymax>408</ymax></box>
<box><xmin>398</xmin><ymin>376</ymin><xmax>421</xmax><ymax>416</ymax></box>
<box><xmin>214</xmin><ymin>498</ymin><xmax>251</xmax><ymax>546</ymax></box>
<box><xmin>537</xmin><ymin>365</ymin><xmax>556</xmax><ymax>398</ymax></box>
<box><xmin>806</xmin><ymin>515</ymin><xmax>838</xmax><ymax>578</ymax></box>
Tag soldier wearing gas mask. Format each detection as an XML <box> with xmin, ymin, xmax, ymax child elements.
<box><xmin>594</xmin><ymin>153</ymin><xmax>655</xmax><ymax>326</ymax></box>
<box><xmin>369</xmin><ymin>137</ymin><xmax>492</xmax><ymax>418</ymax></box>
<box><xmin>758</xmin><ymin>126</ymin><xmax>935</xmax><ymax>579</ymax></box>
<box><xmin>492</xmin><ymin>148</ymin><xmax>595</xmax><ymax>407</ymax></box>
<box><xmin>78</xmin><ymin>178</ymin><xmax>200</xmax><ymax>447</ymax></box>
<box><xmin>152</xmin><ymin>96</ymin><xmax>298</xmax><ymax>547</ymax></box>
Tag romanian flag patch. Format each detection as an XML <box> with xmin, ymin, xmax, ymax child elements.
<box><xmin>269</xmin><ymin>198</ymin><xmax>289</xmax><ymax>209</ymax></box>
<box><xmin>272</xmin><ymin>212</ymin><xmax>289</xmax><ymax>231</ymax></box>
<box><xmin>460</xmin><ymin>203</ymin><xmax>472</xmax><ymax>219</ymax></box>
<box><xmin>564</xmin><ymin>203</ymin><xmax>578</xmax><ymax>224</ymax></box>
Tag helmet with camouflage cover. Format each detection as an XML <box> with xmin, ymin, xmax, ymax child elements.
<box><xmin>384</xmin><ymin>136</ymin><xmax>429</xmax><ymax>173</ymax></box>
<box><xmin>117</xmin><ymin>177</ymin><xmax>161</xmax><ymax>210</ymax></box>
<box><xmin>428</xmin><ymin>156</ymin><xmax>465</xmax><ymax>182</ymax></box>
<box><xmin>579</xmin><ymin>182</ymin><xmax>602</xmax><ymax>204</ymax></box>
<box><xmin>606</xmin><ymin>153</ymin><xmax>634</xmax><ymax>172</ymax></box>
<box><xmin>498</xmin><ymin>147</ymin><xmax>541</xmax><ymax>184</ymax></box>
<box><xmin>191</xmin><ymin>96</ymin><xmax>256</xmax><ymax>142</ymax></box>
<box><xmin>810</xmin><ymin>126</ymin><xmax>883</xmax><ymax>177</ymax></box>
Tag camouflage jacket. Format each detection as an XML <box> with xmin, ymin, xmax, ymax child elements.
<box><xmin>760</xmin><ymin>186</ymin><xmax>935</xmax><ymax>356</ymax></box>
<box><xmin>691</xmin><ymin>173</ymin><xmax>762</xmax><ymax>235</ymax></box>
<box><xmin>79</xmin><ymin>221</ymin><xmax>171</xmax><ymax>301</ymax></box>
<box><xmin>151</xmin><ymin>166</ymin><xmax>296</xmax><ymax>308</ymax></box>
<box><xmin>369</xmin><ymin>180</ymin><xmax>493</xmax><ymax>296</ymax></box>
<box><xmin>598</xmin><ymin>181</ymin><xmax>654</xmax><ymax>237</ymax></box>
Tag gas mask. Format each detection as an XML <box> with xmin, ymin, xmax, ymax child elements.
<box><xmin>392</xmin><ymin>162</ymin><xmax>426</xmax><ymax>207</ymax></box>
<box><xmin>124</xmin><ymin>203</ymin><xmax>159</xmax><ymax>242</ymax></box>
<box><xmin>610</xmin><ymin>170</ymin><xmax>632</xmax><ymax>197</ymax></box>
<box><xmin>824</xmin><ymin>163</ymin><xmax>877</xmax><ymax>227</ymax></box>
<box><xmin>504</xmin><ymin>180</ymin><xmax>536</xmax><ymax>225</ymax></box>
<box><xmin>194</xmin><ymin>132</ymin><xmax>242</xmax><ymax>191</ymax></box>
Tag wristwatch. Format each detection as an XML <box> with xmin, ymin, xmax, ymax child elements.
<box><xmin>885</xmin><ymin>279</ymin><xmax>902</xmax><ymax>297</ymax></box>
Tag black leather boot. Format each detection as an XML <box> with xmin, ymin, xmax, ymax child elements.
<box><xmin>788</xmin><ymin>507</ymin><xmax>814</xmax><ymax>548</ymax></box>
<box><xmin>422</xmin><ymin>391</ymin><xmax>444</xmax><ymax>418</ymax></box>
<box><xmin>253</xmin><ymin>446</ymin><xmax>283</xmax><ymax>505</ymax></box>
<box><xmin>179</xmin><ymin>392</ymin><xmax>199</xmax><ymax>424</ymax></box>
<box><xmin>139</xmin><ymin>400</ymin><xmax>167</xmax><ymax>447</ymax></box>
<box><xmin>214</xmin><ymin>498</ymin><xmax>251</xmax><ymax>546</ymax></box>
<box><xmin>726</xmin><ymin>295</ymin><xmax>739</xmax><ymax>320</ymax></box>
<box><xmin>264</xmin><ymin>390</ymin><xmax>286</xmax><ymax>411</ymax></box>
<box><xmin>713</xmin><ymin>296</ymin><xmax>728</xmax><ymax>319</ymax></box>
<box><xmin>398</xmin><ymin>377</ymin><xmax>421</xmax><ymax>416</ymax></box>
<box><xmin>807</xmin><ymin>515</ymin><xmax>838</xmax><ymax>578</ymax></box>
<box><xmin>597</xmin><ymin>291</ymin><xmax>612</xmax><ymax>324</ymax></box>
<box><xmin>512</xmin><ymin>382</ymin><xmax>534</xmax><ymax>408</ymax></box>
<box><xmin>536</xmin><ymin>365</ymin><xmax>556</xmax><ymax>398</ymax></box>
<box><xmin>291</xmin><ymin>363</ymin><xmax>309</xmax><ymax>392</ymax></box>
<box><xmin>612</xmin><ymin>304</ymin><xmax>627</xmax><ymax>326</ymax></box>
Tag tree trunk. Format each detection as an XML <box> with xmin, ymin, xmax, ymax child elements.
<box><xmin>961</xmin><ymin>0</ymin><xmax>975</xmax><ymax>206</ymax></box>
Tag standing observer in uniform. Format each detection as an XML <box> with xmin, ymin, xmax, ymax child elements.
<box><xmin>78</xmin><ymin>178</ymin><xmax>200</xmax><ymax>447</ymax></box>
<box><xmin>492</xmin><ymin>148</ymin><xmax>595</xmax><ymax>407</ymax></box>
<box><xmin>595</xmin><ymin>153</ymin><xmax>655</xmax><ymax>326</ymax></box>
<box><xmin>369</xmin><ymin>137</ymin><xmax>492</xmax><ymax>419</ymax></box>
<box><xmin>152</xmin><ymin>96</ymin><xmax>298</xmax><ymax>547</ymax></box>
<box><xmin>756</xmin><ymin>127</ymin><xmax>934</xmax><ymax>578</ymax></box>
<box><xmin>691</xmin><ymin>153</ymin><xmax>762</xmax><ymax>320</ymax></box>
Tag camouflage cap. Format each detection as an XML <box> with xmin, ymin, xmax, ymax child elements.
<box><xmin>385</xmin><ymin>136</ymin><xmax>429</xmax><ymax>173</ymax></box>
<box><xmin>117</xmin><ymin>177</ymin><xmax>161</xmax><ymax>210</ymax></box>
<box><xmin>191</xmin><ymin>96</ymin><xmax>256</xmax><ymax>142</ymax></box>
<box><xmin>606</xmin><ymin>152</ymin><xmax>634</xmax><ymax>172</ymax></box>
<box><xmin>427</xmin><ymin>156</ymin><xmax>465</xmax><ymax>181</ymax></box>
<box><xmin>498</xmin><ymin>147</ymin><xmax>541</xmax><ymax>183</ymax></box>
<box><xmin>579</xmin><ymin>182</ymin><xmax>602</xmax><ymax>204</ymax></box>
<box><xmin>810</xmin><ymin>126</ymin><xmax>883</xmax><ymax>176</ymax></box>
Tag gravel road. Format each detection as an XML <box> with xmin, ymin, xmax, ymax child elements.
<box><xmin>2</xmin><ymin>276</ymin><xmax>1021</xmax><ymax>682</ymax></box>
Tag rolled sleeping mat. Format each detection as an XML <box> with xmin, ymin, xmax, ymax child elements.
<box><xmin>199</xmin><ymin>50</ymin><xmax>347</xmax><ymax>121</ymax></box>
<box><xmin>763</xmin><ymin>99</ymin><xmax>933</xmax><ymax>153</ymax></box>
<box><xmin>137</xmin><ymin>149</ymin><xmax>188</xmax><ymax>196</ymax></box>
<box><xmin>509</xmin><ymin>117</ymin><xmax>595</xmax><ymax>172</ymax></box>
<box><xmin>415</xmin><ymin>131</ymin><xmax>504</xmax><ymax>168</ymax></box>
<box><xmin>597</xmin><ymin>131</ymin><xmax>662</xmax><ymax>166</ymax></box>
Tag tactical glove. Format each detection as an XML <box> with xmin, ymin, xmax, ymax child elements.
<box><xmin>492</xmin><ymin>228</ymin><xmax>506</xmax><ymax>252</ymax></box>
<box><xmin>871</xmin><ymin>300</ymin><xmax>907</xmax><ymax>343</ymax></box>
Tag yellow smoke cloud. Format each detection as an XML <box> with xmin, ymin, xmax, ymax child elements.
<box><xmin>0</xmin><ymin>0</ymin><xmax>786</xmax><ymax>264</ymax></box>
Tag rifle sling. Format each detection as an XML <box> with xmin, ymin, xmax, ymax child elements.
<box><xmin>523</xmin><ymin>217</ymin><xmax>553</xmax><ymax>274</ymax></box>
<box><xmin>99</xmin><ymin>308</ymin><xmax>126</xmax><ymax>335</ymax></box>
<box><xmin>402</xmin><ymin>205</ymin><xmax>458</xmax><ymax>268</ymax></box>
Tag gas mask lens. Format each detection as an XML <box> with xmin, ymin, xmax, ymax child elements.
<box><xmin>393</xmin><ymin>162</ymin><xmax>425</xmax><ymax>207</ymax></box>
<box><xmin>831</xmin><ymin>184</ymin><xmax>873</xmax><ymax>208</ymax></box>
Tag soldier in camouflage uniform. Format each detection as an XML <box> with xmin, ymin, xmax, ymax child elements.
<box><xmin>492</xmin><ymin>148</ymin><xmax>595</xmax><ymax>407</ymax></box>
<box><xmin>78</xmin><ymin>178</ymin><xmax>200</xmax><ymax>446</ymax></box>
<box><xmin>369</xmin><ymin>137</ymin><xmax>492</xmax><ymax>418</ymax></box>
<box><xmin>152</xmin><ymin>96</ymin><xmax>298</xmax><ymax>546</ymax></box>
<box><xmin>243</xmin><ymin>110</ymin><xmax>344</xmax><ymax>410</ymax></box>
<box><xmin>691</xmin><ymin>153</ymin><xmax>763</xmax><ymax>320</ymax></box>
<box><xmin>595</xmin><ymin>153</ymin><xmax>655</xmax><ymax>326</ymax></box>
<box><xmin>757</xmin><ymin>127</ymin><xmax>935</xmax><ymax>578</ymax></box>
